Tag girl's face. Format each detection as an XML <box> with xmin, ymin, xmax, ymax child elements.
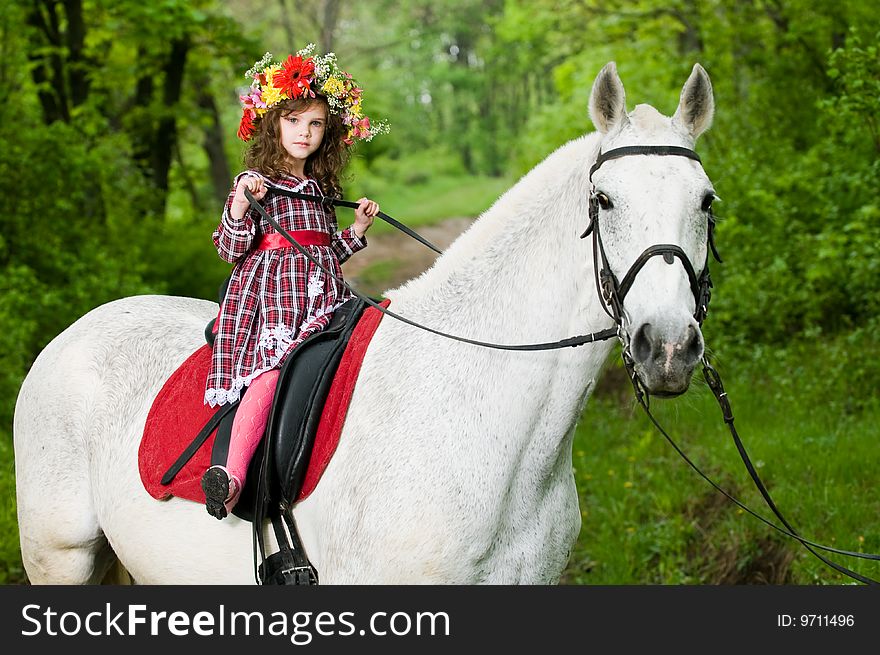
<box><xmin>279</xmin><ymin>104</ymin><xmax>327</xmax><ymax>170</ymax></box>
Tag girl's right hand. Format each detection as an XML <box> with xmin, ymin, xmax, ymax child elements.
<box><xmin>232</xmin><ymin>174</ymin><xmax>267</xmax><ymax>211</ymax></box>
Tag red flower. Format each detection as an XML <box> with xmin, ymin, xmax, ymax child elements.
<box><xmin>274</xmin><ymin>55</ymin><xmax>315</xmax><ymax>99</ymax></box>
<box><xmin>237</xmin><ymin>109</ymin><xmax>256</xmax><ymax>141</ymax></box>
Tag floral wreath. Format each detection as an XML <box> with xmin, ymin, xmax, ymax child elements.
<box><xmin>237</xmin><ymin>44</ymin><xmax>389</xmax><ymax>146</ymax></box>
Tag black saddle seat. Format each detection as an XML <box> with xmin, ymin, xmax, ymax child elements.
<box><xmin>208</xmin><ymin>296</ymin><xmax>371</xmax><ymax>522</ymax></box>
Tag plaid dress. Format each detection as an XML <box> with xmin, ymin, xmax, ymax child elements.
<box><xmin>204</xmin><ymin>171</ymin><xmax>366</xmax><ymax>407</ymax></box>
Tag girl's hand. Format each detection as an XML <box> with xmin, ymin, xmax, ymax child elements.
<box><xmin>353</xmin><ymin>197</ymin><xmax>379</xmax><ymax>239</ymax></box>
<box><xmin>231</xmin><ymin>174</ymin><xmax>267</xmax><ymax>214</ymax></box>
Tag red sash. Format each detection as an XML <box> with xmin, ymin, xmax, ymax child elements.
<box><xmin>257</xmin><ymin>231</ymin><xmax>330</xmax><ymax>249</ymax></box>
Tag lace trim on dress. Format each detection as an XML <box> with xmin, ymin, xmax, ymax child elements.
<box><xmin>204</xmin><ymin>301</ymin><xmax>344</xmax><ymax>407</ymax></box>
<box><xmin>307</xmin><ymin>271</ymin><xmax>324</xmax><ymax>299</ymax></box>
<box><xmin>205</xmin><ymin>361</ymin><xmax>281</xmax><ymax>407</ymax></box>
<box><xmin>267</xmin><ymin>178</ymin><xmax>312</xmax><ymax>195</ymax></box>
<box><xmin>257</xmin><ymin>324</ymin><xmax>295</xmax><ymax>353</ymax></box>
<box><xmin>222</xmin><ymin>207</ymin><xmax>255</xmax><ymax>235</ymax></box>
<box><xmin>290</xmin><ymin>179</ymin><xmax>310</xmax><ymax>193</ymax></box>
<box><xmin>298</xmin><ymin>300</ymin><xmax>343</xmax><ymax>333</ymax></box>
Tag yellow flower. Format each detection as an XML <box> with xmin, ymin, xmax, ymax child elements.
<box><xmin>349</xmin><ymin>100</ymin><xmax>363</xmax><ymax>118</ymax></box>
<box><xmin>264</xmin><ymin>65</ymin><xmax>282</xmax><ymax>86</ymax></box>
<box><xmin>261</xmin><ymin>83</ymin><xmax>285</xmax><ymax>107</ymax></box>
<box><xmin>322</xmin><ymin>76</ymin><xmax>344</xmax><ymax>96</ymax></box>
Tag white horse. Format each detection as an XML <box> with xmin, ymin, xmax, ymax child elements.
<box><xmin>14</xmin><ymin>62</ymin><xmax>716</xmax><ymax>584</ymax></box>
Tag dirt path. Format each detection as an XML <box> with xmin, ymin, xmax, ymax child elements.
<box><xmin>341</xmin><ymin>217</ymin><xmax>474</xmax><ymax>295</ymax></box>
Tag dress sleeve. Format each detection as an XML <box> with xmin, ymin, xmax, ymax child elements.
<box><xmin>330</xmin><ymin>205</ymin><xmax>367</xmax><ymax>265</ymax></box>
<box><xmin>213</xmin><ymin>171</ymin><xmax>262</xmax><ymax>263</ymax></box>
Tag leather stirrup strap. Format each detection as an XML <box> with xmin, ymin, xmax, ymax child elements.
<box><xmin>282</xmin><ymin>509</ymin><xmax>318</xmax><ymax>585</ymax></box>
<box><xmin>260</xmin><ymin>511</ymin><xmax>318</xmax><ymax>585</ymax></box>
<box><xmin>161</xmin><ymin>401</ymin><xmax>237</xmax><ymax>485</ymax></box>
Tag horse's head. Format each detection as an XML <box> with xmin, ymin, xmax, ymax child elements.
<box><xmin>587</xmin><ymin>62</ymin><xmax>716</xmax><ymax>397</ymax></box>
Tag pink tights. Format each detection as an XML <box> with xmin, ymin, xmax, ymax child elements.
<box><xmin>225</xmin><ymin>369</ymin><xmax>280</xmax><ymax>490</ymax></box>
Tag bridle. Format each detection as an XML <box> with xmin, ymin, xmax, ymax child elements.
<box><xmin>581</xmin><ymin>144</ymin><xmax>720</xmax><ymax>402</ymax></box>
<box><xmin>242</xmin><ymin>143</ymin><xmax>880</xmax><ymax>584</ymax></box>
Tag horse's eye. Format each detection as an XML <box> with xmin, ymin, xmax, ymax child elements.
<box><xmin>701</xmin><ymin>193</ymin><xmax>715</xmax><ymax>212</ymax></box>
<box><xmin>595</xmin><ymin>192</ymin><xmax>613</xmax><ymax>210</ymax></box>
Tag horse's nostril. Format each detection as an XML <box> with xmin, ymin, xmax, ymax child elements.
<box><xmin>631</xmin><ymin>323</ymin><xmax>653</xmax><ymax>363</ymax></box>
<box><xmin>684</xmin><ymin>324</ymin><xmax>703</xmax><ymax>363</ymax></box>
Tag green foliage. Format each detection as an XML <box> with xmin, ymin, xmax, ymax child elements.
<box><xmin>2</xmin><ymin>0</ymin><xmax>879</xmax><ymax>585</ymax></box>
<box><xmin>0</xmin><ymin>436</ymin><xmax>22</xmax><ymax>584</ymax></box>
<box><xmin>0</xmin><ymin>120</ymin><xmax>158</xmax><ymax>427</ymax></box>
<box><xmin>824</xmin><ymin>31</ymin><xmax>880</xmax><ymax>150</ymax></box>
<box><xmin>710</xmin><ymin>25</ymin><xmax>880</xmax><ymax>345</ymax></box>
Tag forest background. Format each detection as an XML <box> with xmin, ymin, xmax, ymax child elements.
<box><xmin>1</xmin><ymin>0</ymin><xmax>878</xmax><ymax>584</ymax></box>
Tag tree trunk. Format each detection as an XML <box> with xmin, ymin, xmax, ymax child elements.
<box><xmin>26</xmin><ymin>0</ymin><xmax>69</xmax><ymax>124</ymax></box>
<box><xmin>62</xmin><ymin>0</ymin><xmax>89</xmax><ymax>107</ymax></box>
<box><xmin>198</xmin><ymin>87</ymin><xmax>232</xmax><ymax>205</ymax></box>
<box><xmin>319</xmin><ymin>0</ymin><xmax>341</xmax><ymax>53</ymax></box>
<box><xmin>130</xmin><ymin>45</ymin><xmax>155</xmax><ymax>180</ymax></box>
<box><xmin>152</xmin><ymin>36</ymin><xmax>190</xmax><ymax>199</ymax></box>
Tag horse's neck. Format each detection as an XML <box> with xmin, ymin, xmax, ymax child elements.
<box><xmin>390</xmin><ymin>134</ymin><xmax>603</xmax><ymax>328</ymax></box>
<box><xmin>385</xmin><ymin>133</ymin><xmax>613</xmax><ymax>462</ymax></box>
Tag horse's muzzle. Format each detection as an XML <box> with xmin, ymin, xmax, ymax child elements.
<box><xmin>629</xmin><ymin>320</ymin><xmax>703</xmax><ymax>396</ymax></box>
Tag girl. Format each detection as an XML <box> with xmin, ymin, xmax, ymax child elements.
<box><xmin>201</xmin><ymin>46</ymin><xmax>388</xmax><ymax>519</ymax></box>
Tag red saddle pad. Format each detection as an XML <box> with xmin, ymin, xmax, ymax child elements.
<box><xmin>138</xmin><ymin>299</ymin><xmax>390</xmax><ymax>505</ymax></box>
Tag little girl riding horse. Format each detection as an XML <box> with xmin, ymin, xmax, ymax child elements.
<box><xmin>201</xmin><ymin>46</ymin><xmax>388</xmax><ymax>519</ymax></box>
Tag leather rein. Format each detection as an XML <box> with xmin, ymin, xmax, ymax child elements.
<box><xmin>246</xmin><ymin>184</ymin><xmax>619</xmax><ymax>350</ymax></box>
<box><xmin>242</xmin><ymin>146</ymin><xmax>879</xmax><ymax>584</ymax></box>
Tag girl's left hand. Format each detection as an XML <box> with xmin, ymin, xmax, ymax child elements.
<box><xmin>354</xmin><ymin>197</ymin><xmax>379</xmax><ymax>239</ymax></box>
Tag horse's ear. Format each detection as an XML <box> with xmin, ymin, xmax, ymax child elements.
<box><xmin>673</xmin><ymin>64</ymin><xmax>714</xmax><ymax>139</ymax></box>
<box><xmin>589</xmin><ymin>62</ymin><xmax>628</xmax><ymax>134</ymax></box>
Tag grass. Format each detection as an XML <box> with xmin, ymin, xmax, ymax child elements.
<box><xmin>563</xmin><ymin>345</ymin><xmax>880</xmax><ymax>585</ymax></box>
<box><xmin>341</xmin><ymin>146</ymin><xmax>515</xmax><ymax>230</ymax></box>
<box><xmin>350</xmin><ymin>259</ymin><xmax>402</xmax><ymax>298</ymax></box>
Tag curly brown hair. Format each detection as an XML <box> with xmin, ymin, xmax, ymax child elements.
<box><xmin>244</xmin><ymin>96</ymin><xmax>349</xmax><ymax>198</ymax></box>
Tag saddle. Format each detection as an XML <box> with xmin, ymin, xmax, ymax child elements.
<box><xmin>161</xmin><ymin>295</ymin><xmax>374</xmax><ymax>522</ymax></box>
